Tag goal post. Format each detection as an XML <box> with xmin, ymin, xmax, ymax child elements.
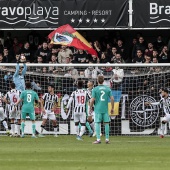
<box><xmin>0</xmin><ymin>63</ymin><xmax>169</xmax><ymax>136</ymax></box>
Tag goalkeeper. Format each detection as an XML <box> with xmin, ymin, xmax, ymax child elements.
<box><xmin>13</xmin><ymin>55</ymin><xmax>27</xmax><ymax>92</ymax></box>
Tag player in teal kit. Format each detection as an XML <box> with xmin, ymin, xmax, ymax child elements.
<box><xmin>15</xmin><ymin>82</ymin><xmax>44</xmax><ymax>138</ymax></box>
<box><xmin>90</xmin><ymin>75</ymin><xmax>114</xmax><ymax>144</ymax></box>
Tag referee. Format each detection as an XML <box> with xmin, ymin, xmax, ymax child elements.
<box><xmin>13</xmin><ymin>56</ymin><xmax>27</xmax><ymax>92</ymax></box>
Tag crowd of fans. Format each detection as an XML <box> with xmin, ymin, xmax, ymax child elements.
<box><xmin>0</xmin><ymin>31</ymin><xmax>170</xmax><ymax>94</ymax></box>
<box><xmin>0</xmin><ymin>31</ymin><xmax>169</xmax><ymax>66</ymax></box>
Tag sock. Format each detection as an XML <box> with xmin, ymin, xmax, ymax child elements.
<box><xmin>11</xmin><ymin>123</ymin><xmax>15</xmax><ymax>134</ymax></box>
<box><xmin>80</xmin><ymin>126</ymin><xmax>85</xmax><ymax>137</ymax></box>
<box><xmin>86</xmin><ymin>122</ymin><xmax>93</xmax><ymax>134</ymax></box>
<box><xmin>40</xmin><ymin>125</ymin><xmax>45</xmax><ymax>134</ymax></box>
<box><xmin>75</xmin><ymin>125</ymin><xmax>79</xmax><ymax>136</ymax></box>
<box><xmin>32</xmin><ymin>123</ymin><xmax>36</xmax><ymax>136</ymax></box>
<box><xmin>17</xmin><ymin>124</ymin><xmax>21</xmax><ymax>135</ymax></box>
<box><xmin>90</xmin><ymin>122</ymin><xmax>95</xmax><ymax>131</ymax></box>
<box><xmin>161</xmin><ymin>123</ymin><xmax>165</xmax><ymax>135</ymax></box>
<box><xmin>2</xmin><ymin>120</ymin><xmax>8</xmax><ymax>130</ymax></box>
<box><xmin>95</xmin><ymin>123</ymin><xmax>101</xmax><ymax>141</ymax></box>
<box><xmin>105</xmin><ymin>123</ymin><xmax>110</xmax><ymax>140</ymax></box>
<box><xmin>21</xmin><ymin>122</ymin><xmax>25</xmax><ymax>135</ymax></box>
<box><xmin>53</xmin><ymin>126</ymin><xmax>58</xmax><ymax>135</ymax></box>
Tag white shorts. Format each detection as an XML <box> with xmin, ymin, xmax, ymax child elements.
<box><xmin>0</xmin><ymin>107</ymin><xmax>7</xmax><ymax>121</ymax></box>
<box><xmin>162</xmin><ymin>114</ymin><xmax>170</xmax><ymax>122</ymax></box>
<box><xmin>74</xmin><ymin>112</ymin><xmax>86</xmax><ymax>124</ymax></box>
<box><xmin>42</xmin><ymin>110</ymin><xmax>56</xmax><ymax>120</ymax></box>
<box><xmin>9</xmin><ymin>110</ymin><xmax>21</xmax><ymax>119</ymax></box>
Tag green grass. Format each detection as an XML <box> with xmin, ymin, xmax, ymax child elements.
<box><xmin>0</xmin><ymin>135</ymin><xmax>170</xmax><ymax>170</ymax></box>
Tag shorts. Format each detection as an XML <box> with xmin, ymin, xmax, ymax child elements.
<box><xmin>74</xmin><ymin>112</ymin><xmax>86</xmax><ymax>124</ymax></box>
<box><xmin>9</xmin><ymin>110</ymin><xmax>21</xmax><ymax>119</ymax></box>
<box><xmin>94</xmin><ymin>112</ymin><xmax>110</xmax><ymax>123</ymax></box>
<box><xmin>42</xmin><ymin>110</ymin><xmax>56</xmax><ymax>120</ymax></box>
<box><xmin>0</xmin><ymin>107</ymin><xmax>7</xmax><ymax>121</ymax></box>
<box><xmin>22</xmin><ymin>112</ymin><xmax>35</xmax><ymax>121</ymax></box>
<box><xmin>162</xmin><ymin>114</ymin><xmax>170</xmax><ymax>122</ymax></box>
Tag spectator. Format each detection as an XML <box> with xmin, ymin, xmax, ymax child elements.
<box><xmin>132</xmin><ymin>36</ymin><xmax>147</xmax><ymax>58</ymax></box>
<box><xmin>0</xmin><ymin>53</ymin><xmax>4</xmax><ymax>63</ymax></box>
<box><xmin>152</xmin><ymin>49</ymin><xmax>159</xmax><ymax>58</ymax></box>
<box><xmin>116</xmin><ymin>39</ymin><xmax>126</xmax><ymax>60</ymax></box>
<box><xmin>144</xmin><ymin>54</ymin><xmax>151</xmax><ymax>63</ymax></box>
<box><xmin>154</xmin><ymin>35</ymin><xmax>165</xmax><ymax>53</ymax></box>
<box><xmin>4</xmin><ymin>32</ymin><xmax>13</xmax><ymax>50</ymax></box>
<box><xmin>114</xmin><ymin>53</ymin><xmax>125</xmax><ymax>63</ymax></box>
<box><xmin>10</xmin><ymin>37</ymin><xmax>22</xmax><ymax>56</ymax></box>
<box><xmin>128</xmin><ymin>38</ymin><xmax>137</xmax><ymax>62</ymax></box>
<box><xmin>47</xmin><ymin>46</ymin><xmax>60</xmax><ymax>62</ymax></box>
<box><xmin>132</xmin><ymin>50</ymin><xmax>145</xmax><ymax>63</ymax></box>
<box><xmin>42</xmin><ymin>67</ymin><xmax>48</xmax><ymax>74</ymax></box>
<box><xmin>3</xmin><ymin>47</ymin><xmax>13</xmax><ymax>63</ymax></box>
<box><xmin>58</xmin><ymin>45</ymin><xmax>72</xmax><ymax>64</ymax></box>
<box><xmin>93</xmin><ymin>41</ymin><xmax>101</xmax><ymax>55</ymax></box>
<box><xmin>35</xmin><ymin>41</ymin><xmax>51</xmax><ymax>63</ymax></box>
<box><xmin>145</xmin><ymin>42</ymin><xmax>154</xmax><ymax>57</ymax></box>
<box><xmin>19</xmin><ymin>42</ymin><xmax>32</xmax><ymax>62</ymax></box>
<box><xmin>35</xmin><ymin>55</ymin><xmax>43</xmax><ymax>72</ymax></box>
<box><xmin>100</xmin><ymin>52</ymin><xmax>109</xmax><ymax>63</ymax></box>
<box><xmin>0</xmin><ymin>40</ymin><xmax>3</xmax><ymax>54</ymax></box>
<box><xmin>110</xmin><ymin>47</ymin><xmax>117</xmax><ymax>63</ymax></box>
<box><xmin>152</xmin><ymin>57</ymin><xmax>158</xmax><ymax>63</ymax></box>
<box><xmin>158</xmin><ymin>45</ymin><xmax>170</xmax><ymax>63</ymax></box>
<box><xmin>11</xmin><ymin>53</ymin><xmax>20</xmax><ymax>63</ymax></box>
<box><xmin>106</xmin><ymin>43</ymin><xmax>112</xmax><ymax>56</ymax></box>
<box><xmin>89</xmin><ymin>55</ymin><xmax>99</xmax><ymax>63</ymax></box>
<box><xmin>74</xmin><ymin>49</ymin><xmax>88</xmax><ymax>63</ymax></box>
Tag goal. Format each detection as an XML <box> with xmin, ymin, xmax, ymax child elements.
<box><xmin>0</xmin><ymin>63</ymin><xmax>169</xmax><ymax>136</ymax></box>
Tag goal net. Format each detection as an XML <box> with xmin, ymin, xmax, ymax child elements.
<box><xmin>0</xmin><ymin>63</ymin><xmax>169</xmax><ymax>136</ymax></box>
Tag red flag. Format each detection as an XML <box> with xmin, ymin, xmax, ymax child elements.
<box><xmin>48</xmin><ymin>24</ymin><xmax>97</xmax><ymax>56</ymax></box>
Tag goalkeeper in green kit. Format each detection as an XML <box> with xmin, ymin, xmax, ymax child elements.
<box><xmin>90</xmin><ymin>75</ymin><xmax>114</xmax><ymax>144</ymax></box>
<box><xmin>15</xmin><ymin>82</ymin><xmax>45</xmax><ymax>138</ymax></box>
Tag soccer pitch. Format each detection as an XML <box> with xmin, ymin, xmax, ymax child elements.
<box><xmin>0</xmin><ymin>135</ymin><xmax>170</xmax><ymax>170</ymax></box>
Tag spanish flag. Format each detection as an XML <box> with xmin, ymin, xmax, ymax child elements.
<box><xmin>48</xmin><ymin>24</ymin><xmax>97</xmax><ymax>56</ymax></box>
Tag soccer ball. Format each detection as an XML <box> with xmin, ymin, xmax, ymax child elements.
<box><xmin>20</xmin><ymin>55</ymin><xmax>26</xmax><ymax>62</ymax></box>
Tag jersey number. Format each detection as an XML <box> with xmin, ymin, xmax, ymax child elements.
<box><xmin>27</xmin><ymin>94</ymin><xmax>32</xmax><ymax>102</ymax></box>
<box><xmin>13</xmin><ymin>95</ymin><xmax>17</xmax><ymax>103</ymax></box>
<box><xmin>100</xmin><ymin>91</ymin><xmax>105</xmax><ymax>101</ymax></box>
<box><xmin>77</xmin><ymin>96</ymin><xmax>85</xmax><ymax>104</ymax></box>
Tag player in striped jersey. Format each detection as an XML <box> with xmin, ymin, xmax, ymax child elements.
<box><xmin>145</xmin><ymin>88</ymin><xmax>170</xmax><ymax>138</ymax></box>
<box><xmin>0</xmin><ymin>92</ymin><xmax>10</xmax><ymax>135</ymax></box>
<box><xmin>66</xmin><ymin>80</ymin><xmax>91</xmax><ymax>140</ymax></box>
<box><xmin>39</xmin><ymin>84</ymin><xmax>59</xmax><ymax>137</ymax></box>
<box><xmin>4</xmin><ymin>83</ymin><xmax>21</xmax><ymax>137</ymax></box>
<box><xmin>86</xmin><ymin>80</ymin><xmax>95</xmax><ymax>136</ymax></box>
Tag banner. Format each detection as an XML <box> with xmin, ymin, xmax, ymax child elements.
<box><xmin>0</xmin><ymin>0</ymin><xmax>128</xmax><ymax>28</ymax></box>
<box><xmin>133</xmin><ymin>0</ymin><xmax>170</xmax><ymax>28</ymax></box>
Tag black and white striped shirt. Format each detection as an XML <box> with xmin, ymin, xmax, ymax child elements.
<box><xmin>160</xmin><ymin>97</ymin><xmax>170</xmax><ymax>114</ymax></box>
<box><xmin>67</xmin><ymin>89</ymin><xmax>91</xmax><ymax>113</ymax></box>
<box><xmin>5</xmin><ymin>89</ymin><xmax>21</xmax><ymax>111</ymax></box>
<box><xmin>42</xmin><ymin>93</ymin><xmax>58</xmax><ymax>110</ymax></box>
<box><xmin>151</xmin><ymin>96</ymin><xmax>170</xmax><ymax>114</ymax></box>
